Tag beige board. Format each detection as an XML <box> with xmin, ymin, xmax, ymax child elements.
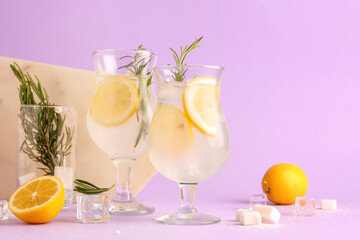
<box><xmin>0</xmin><ymin>56</ymin><xmax>156</xmax><ymax>199</ymax></box>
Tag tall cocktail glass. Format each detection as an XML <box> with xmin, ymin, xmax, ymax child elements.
<box><xmin>88</xmin><ymin>49</ymin><xmax>157</xmax><ymax>215</ymax></box>
<box><xmin>149</xmin><ymin>65</ymin><xmax>230</xmax><ymax>224</ymax></box>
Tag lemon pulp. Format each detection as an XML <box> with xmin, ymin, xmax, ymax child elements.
<box><xmin>9</xmin><ymin>176</ymin><xmax>65</xmax><ymax>223</ymax></box>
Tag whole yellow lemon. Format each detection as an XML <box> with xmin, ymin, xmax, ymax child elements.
<box><xmin>262</xmin><ymin>163</ymin><xmax>308</xmax><ymax>205</ymax></box>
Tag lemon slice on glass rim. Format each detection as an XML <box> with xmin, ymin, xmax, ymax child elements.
<box><xmin>90</xmin><ymin>75</ymin><xmax>139</xmax><ymax>126</ymax></box>
<box><xmin>183</xmin><ymin>77</ymin><xmax>220</xmax><ymax>137</ymax></box>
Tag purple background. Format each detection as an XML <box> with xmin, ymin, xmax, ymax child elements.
<box><xmin>1</xmin><ymin>0</ymin><xmax>360</xmax><ymax>218</ymax></box>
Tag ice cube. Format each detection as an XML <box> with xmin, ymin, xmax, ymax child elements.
<box><xmin>0</xmin><ymin>200</ymin><xmax>9</xmax><ymax>221</ymax></box>
<box><xmin>77</xmin><ymin>193</ymin><xmax>109</xmax><ymax>223</ymax></box>
<box><xmin>249</xmin><ymin>193</ymin><xmax>267</xmax><ymax>208</ymax></box>
<box><xmin>295</xmin><ymin>196</ymin><xmax>315</xmax><ymax>216</ymax></box>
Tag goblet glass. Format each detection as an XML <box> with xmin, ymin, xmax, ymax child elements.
<box><xmin>148</xmin><ymin>65</ymin><xmax>230</xmax><ymax>224</ymax></box>
<box><xmin>87</xmin><ymin>49</ymin><xmax>157</xmax><ymax>215</ymax></box>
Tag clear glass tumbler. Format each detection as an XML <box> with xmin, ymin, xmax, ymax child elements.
<box><xmin>17</xmin><ymin>105</ymin><xmax>77</xmax><ymax>208</ymax></box>
<box><xmin>88</xmin><ymin>49</ymin><xmax>157</xmax><ymax>215</ymax></box>
<box><xmin>149</xmin><ymin>65</ymin><xmax>230</xmax><ymax>225</ymax></box>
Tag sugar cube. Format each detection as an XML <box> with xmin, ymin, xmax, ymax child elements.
<box><xmin>239</xmin><ymin>211</ymin><xmax>262</xmax><ymax>226</ymax></box>
<box><xmin>321</xmin><ymin>199</ymin><xmax>337</xmax><ymax>210</ymax></box>
<box><xmin>235</xmin><ymin>209</ymin><xmax>252</xmax><ymax>222</ymax></box>
<box><xmin>252</xmin><ymin>204</ymin><xmax>280</xmax><ymax>224</ymax></box>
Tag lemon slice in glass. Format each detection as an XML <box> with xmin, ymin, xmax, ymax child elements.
<box><xmin>149</xmin><ymin>106</ymin><xmax>193</xmax><ymax>156</ymax></box>
<box><xmin>183</xmin><ymin>77</ymin><xmax>220</xmax><ymax>136</ymax></box>
<box><xmin>9</xmin><ymin>176</ymin><xmax>65</xmax><ymax>223</ymax></box>
<box><xmin>90</xmin><ymin>75</ymin><xmax>139</xmax><ymax>126</ymax></box>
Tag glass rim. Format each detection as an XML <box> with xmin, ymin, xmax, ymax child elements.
<box><xmin>154</xmin><ymin>64</ymin><xmax>224</xmax><ymax>71</ymax></box>
<box><xmin>93</xmin><ymin>48</ymin><xmax>158</xmax><ymax>56</ymax></box>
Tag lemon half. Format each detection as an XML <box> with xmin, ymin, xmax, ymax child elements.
<box><xmin>9</xmin><ymin>176</ymin><xmax>65</xmax><ymax>223</ymax></box>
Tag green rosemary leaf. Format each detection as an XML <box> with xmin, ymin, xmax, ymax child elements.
<box><xmin>74</xmin><ymin>179</ymin><xmax>100</xmax><ymax>189</ymax></box>
<box><xmin>117</xmin><ymin>46</ymin><xmax>153</xmax><ymax>149</ymax></box>
<box><xmin>146</xmin><ymin>74</ymin><xmax>153</xmax><ymax>87</ymax></box>
<box><xmin>170</xmin><ymin>36</ymin><xmax>203</xmax><ymax>81</ymax></box>
<box><xmin>134</xmin><ymin>123</ymin><xmax>144</xmax><ymax>148</ymax></box>
<box><xmin>73</xmin><ymin>179</ymin><xmax>114</xmax><ymax>195</ymax></box>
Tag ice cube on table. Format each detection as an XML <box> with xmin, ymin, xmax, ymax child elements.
<box><xmin>77</xmin><ymin>193</ymin><xmax>109</xmax><ymax>224</ymax></box>
<box><xmin>0</xmin><ymin>200</ymin><xmax>9</xmax><ymax>221</ymax></box>
<box><xmin>249</xmin><ymin>193</ymin><xmax>267</xmax><ymax>208</ymax></box>
<box><xmin>253</xmin><ymin>204</ymin><xmax>280</xmax><ymax>224</ymax></box>
<box><xmin>295</xmin><ymin>196</ymin><xmax>315</xmax><ymax>216</ymax></box>
<box><xmin>321</xmin><ymin>199</ymin><xmax>337</xmax><ymax>210</ymax></box>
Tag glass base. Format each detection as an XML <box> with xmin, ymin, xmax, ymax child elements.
<box><xmin>109</xmin><ymin>200</ymin><xmax>155</xmax><ymax>216</ymax></box>
<box><xmin>155</xmin><ymin>211</ymin><xmax>220</xmax><ymax>225</ymax></box>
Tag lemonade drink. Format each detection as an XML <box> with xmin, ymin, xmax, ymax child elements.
<box><xmin>149</xmin><ymin>77</ymin><xmax>230</xmax><ymax>183</ymax></box>
<box><xmin>87</xmin><ymin>75</ymin><xmax>154</xmax><ymax>159</ymax></box>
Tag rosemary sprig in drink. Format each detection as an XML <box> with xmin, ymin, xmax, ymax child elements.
<box><xmin>170</xmin><ymin>36</ymin><xmax>203</xmax><ymax>81</ymax></box>
<box><xmin>118</xmin><ymin>45</ymin><xmax>154</xmax><ymax>148</ymax></box>
<box><xmin>118</xmin><ymin>45</ymin><xmax>153</xmax><ymax>85</ymax></box>
<box><xmin>11</xmin><ymin>63</ymin><xmax>74</xmax><ymax>176</ymax></box>
<box><xmin>73</xmin><ymin>179</ymin><xmax>114</xmax><ymax>195</ymax></box>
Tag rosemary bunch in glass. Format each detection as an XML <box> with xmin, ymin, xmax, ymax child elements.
<box><xmin>74</xmin><ymin>179</ymin><xmax>114</xmax><ymax>195</ymax></box>
<box><xmin>11</xmin><ymin>62</ymin><xmax>74</xmax><ymax>176</ymax></box>
<box><xmin>118</xmin><ymin>45</ymin><xmax>154</xmax><ymax>148</ymax></box>
<box><xmin>170</xmin><ymin>36</ymin><xmax>203</xmax><ymax>81</ymax></box>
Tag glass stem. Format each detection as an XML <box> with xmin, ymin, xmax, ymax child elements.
<box><xmin>112</xmin><ymin>158</ymin><xmax>134</xmax><ymax>202</ymax></box>
<box><xmin>178</xmin><ymin>183</ymin><xmax>198</xmax><ymax>214</ymax></box>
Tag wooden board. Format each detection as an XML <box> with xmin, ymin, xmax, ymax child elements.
<box><xmin>0</xmin><ymin>56</ymin><xmax>156</xmax><ymax>199</ymax></box>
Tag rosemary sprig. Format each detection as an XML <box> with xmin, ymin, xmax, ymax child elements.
<box><xmin>118</xmin><ymin>45</ymin><xmax>153</xmax><ymax>79</ymax></box>
<box><xmin>11</xmin><ymin>63</ymin><xmax>49</xmax><ymax>105</ymax></box>
<box><xmin>73</xmin><ymin>179</ymin><xmax>114</xmax><ymax>195</ymax></box>
<box><xmin>118</xmin><ymin>45</ymin><xmax>153</xmax><ymax>148</ymax></box>
<box><xmin>11</xmin><ymin>62</ymin><xmax>74</xmax><ymax>176</ymax></box>
<box><xmin>170</xmin><ymin>36</ymin><xmax>203</xmax><ymax>81</ymax></box>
